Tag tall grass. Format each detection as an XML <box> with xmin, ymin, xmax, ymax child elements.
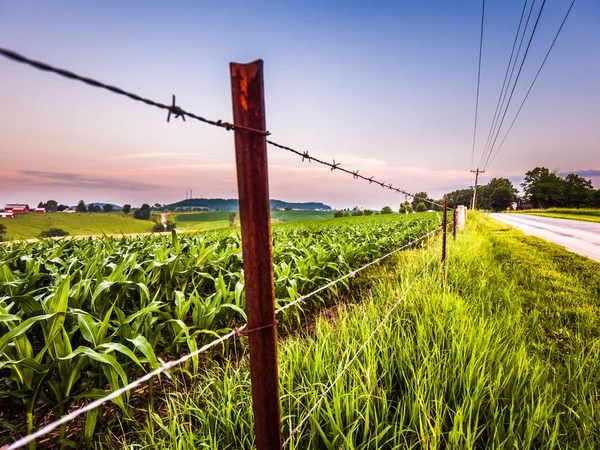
<box><xmin>121</xmin><ymin>213</ymin><xmax>600</xmax><ymax>449</ymax></box>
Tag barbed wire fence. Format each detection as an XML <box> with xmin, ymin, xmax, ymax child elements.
<box><xmin>0</xmin><ymin>47</ymin><xmax>460</xmax><ymax>450</ymax></box>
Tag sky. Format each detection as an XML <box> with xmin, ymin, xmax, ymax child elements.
<box><xmin>1</xmin><ymin>0</ymin><xmax>598</xmax><ymax>210</ymax></box>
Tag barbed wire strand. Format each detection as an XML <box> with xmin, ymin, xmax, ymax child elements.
<box><xmin>283</xmin><ymin>252</ymin><xmax>436</xmax><ymax>447</ymax></box>
<box><xmin>276</xmin><ymin>227</ymin><xmax>440</xmax><ymax>314</ymax></box>
<box><xmin>267</xmin><ymin>140</ymin><xmax>446</xmax><ymax>210</ymax></box>
<box><xmin>0</xmin><ymin>47</ymin><xmax>268</xmax><ymax>136</ymax></box>
<box><xmin>0</xmin><ymin>46</ymin><xmax>445</xmax><ymax>209</ymax></box>
<box><xmin>3</xmin><ymin>226</ymin><xmax>441</xmax><ymax>449</ymax></box>
<box><xmin>2</xmin><ymin>328</ymin><xmax>242</xmax><ymax>450</ymax></box>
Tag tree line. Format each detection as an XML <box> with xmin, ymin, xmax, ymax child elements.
<box><xmin>443</xmin><ymin>167</ymin><xmax>600</xmax><ymax>211</ymax></box>
<box><xmin>37</xmin><ymin>199</ymin><xmax>154</xmax><ymax>220</ymax></box>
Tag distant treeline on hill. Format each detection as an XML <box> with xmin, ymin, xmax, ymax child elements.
<box><xmin>166</xmin><ymin>198</ymin><xmax>332</xmax><ymax>211</ymax></box>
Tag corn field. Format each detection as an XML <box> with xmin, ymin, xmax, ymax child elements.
<box><xmin>0</xmin><ymin>213</ymin><xmax>439</xmax><ymax>443</ymax></box>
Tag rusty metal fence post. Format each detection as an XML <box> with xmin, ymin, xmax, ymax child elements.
<box><xmin>452</xmin><ymin>205</ymin><xmax>457</xmax><ymax>240</ymax></box>
<box><xmin>441</xmin><ymin>200</ymin><xmax>448</xmax><ymax>262</ymax></box>
<box><xmin>230</xmin><ymin>59</ymin><xmax>282</xmax><ymax>450</ymax></box>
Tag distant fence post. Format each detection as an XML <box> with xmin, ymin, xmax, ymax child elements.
<box><xmin>452</xmin><ymin>205</ymin><xmax>457</xmax><ymax>240</ymax></box>
<box><xmin>230</xmin><ymin>59</ymin><xmax>282</xmax><ymax>450</ymax></box>
<box><xmin>456</xmin><ymin>205</ymin><xmax>466</xmax><ymax>230</ymax></box>
<box><xmin>441</xmin><ymin>200</ymin><xmax>448</xmax><ymax>262</ymax></box>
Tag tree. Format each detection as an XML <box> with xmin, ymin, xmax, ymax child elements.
<box><xmin>399</xmin><ymin>201</ymin><xmax>412</xmax><ymax>214</ymax></box>
<box><xmin>152</xmin><ymin>223</ymin><xmax>166</xmax><ymax>232</ymax></box>
<box><xmin>88</xmin><ymin>203</ymin><xmax>100</xmax><ymax>213</ymax></box>
<box><xmin>381</xmin><ymin>206</ymin><xmax>393</xmax><ymax>214</ymax></box>
<box><xmin>39</xmin><ymin>228</ymin><xmax>69</xmax><ymax>238</ymax></box>
<box><xmin>477</xmin><ymin>178</ymin><xmax>517</xmax><ymax>210</ymax></box>
<box><xmin>37</xmin><ymin>201</ymin><xmax>46</xmax><ymax>209</ymax></box>
<box><xmin>563</xmin><ymin>173</ymin><xmax>594</xmax><ymax>207</ymax></box>
<box><xmin>415</xmin><ymin>202</ymin><xmax>427</xmax><ymax>212</ymax></box>
<box><xmin>363</xmin><ymin>209</ymin><xmax>373</xmax><ymax>216</ymax></box>
<box><xmin>103</xmin><ymin>203</ymin><xmax>113</xmax><ymax>213</ymax></box>
<box><xmin>443</xmin><ymin>189</ymin><xmax>472</xmax><ymax>207</ymax></box>
<box><xmin>411</xmin><ymin>192</ymin><xmax>428</xmax><ymax>211</ymax></box>
<box><xmin>592</xmin><ymin>190</ymin><xmax>600</xmax><ymax>207</ymax></box>
<box><xmin>521</xmin><ymin>167</ymin><xmax>565</xmax><ymax>208</ymax></box>
<box><xmin>228</xmin><ymin>212</ymin><xmax>236</xmax><ymax>227</ymax></box>
<box><xmin>46</xmin><ymin>200</ymin><xmax>58</xmax><ymax>212</ymax></box>
<box><xmin>489</xmin><ymin>187</ymin><xmax>514</xmax><ymax>211</ymax></box>
<box><xmin>333</xmin><ymin>211</ymin><xmax>344</xmax><ymax>218</ymax></box>
<box><xmin>123</xmin><ymin>204</ymin><xmax>131</xmax><ymax>214</ymax></box>
<box><xmin>0</xmin><ymin>223</ymin><xmax>6</xmax><ymax>242</ymax></box>
<box><xmin>351</xmin><ymin>210</ymin><xmax>364</xmax><ymax>216</ymax></box>
<box><xmin>134</xmin><ymin>204</ymin><xmax>151</xmax><ymax>220</ymax></box>
<box><xmin>57</xmin><ymin>204</ymin><xmax>69</xmax><ymax>212</ymax></box>
<box><xmin>76</xmin><ymin>200</ymin><xmax>87</xmax><ymax>213</ymax></box>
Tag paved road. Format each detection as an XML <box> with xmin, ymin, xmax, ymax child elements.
<box><xmin>489</xmin><ymin>214</ymin><xmax>600</xmax><ymax>262</ymax></box>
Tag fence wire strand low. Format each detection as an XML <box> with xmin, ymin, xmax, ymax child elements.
<box><xmin>283</xmin><ymin>252</ymin><xmax>436</xmax><ymax>447</ymax></box>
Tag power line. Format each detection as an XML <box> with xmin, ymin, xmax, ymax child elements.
<box><xmin>470</xmin><ymin>0</ymin><xmax>486</xmax><ymax>170</ymax></box>
<box><xmin>479</xmin><ymin>0</ymin><xmax>529</xmax><ymax>164</ymax></box>
<box><xmin>481</xmin><ymin>0</ymin><xmax>547</xmax><ymax>169</ymax></box>
<box><xmin>487</xmin><ymin>0</ymin><xmax>576</xmax><ymax>168</ymax></box>
<box><xmin>478</xmin><ymin>0</ymin><xmax>538</xmax><ymax>169</ymax></box>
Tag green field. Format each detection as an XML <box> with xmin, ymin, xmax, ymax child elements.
<box><xmin>174</xmin><ymin>210</ymin><xmax>335</xmax><ymax>231</ymax></box>
<box><xmin>517</xmin><ymin>208</ymin><xmax>600</xmax><ymax>223</ymax></box>
<box><xmin>0</xmin><ymin>213</ymin><xmax>154</xmax><ymax>240</ymax></box>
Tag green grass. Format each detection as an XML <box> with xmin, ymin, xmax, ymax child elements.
<box><xmin>516</xmin><ymin>208</ymin><xmax>600</xmax><ymax>223</ymax></box>
<box><xmin>117</xmin><ymin>213</ymin><xmax>600</xmax><ymax>449</ymax></box>
<box><xmin>0</xmin><ymin>213</ymin><xmax>154</xmax><ymax>240</ymax></box>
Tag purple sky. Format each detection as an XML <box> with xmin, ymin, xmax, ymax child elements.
<box><xmin>1</xmin><ymin>0</ymin><xmax>598</xmax><ymax>209</ymax></box>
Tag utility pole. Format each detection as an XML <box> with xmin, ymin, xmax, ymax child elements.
<box><xmin>470</xmin><ymin>168</ymin><xmax>485</xmax><ymax>210</ymax></box>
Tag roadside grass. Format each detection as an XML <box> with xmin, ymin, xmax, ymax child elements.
<box><xmin>0</xmin><ymin>213</ymin><xmax>153</xmax><ymax>240</ymax></box>
<box><xmin>111</xmin><ymin>213</ymin><xmax>600</xmax><ymax>449</ymax></box>
<box><xmin>516</xmin><ymin>208</ymin><xmax>600</xmax><ymax>223</ymax></box>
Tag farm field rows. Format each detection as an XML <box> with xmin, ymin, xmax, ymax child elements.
<box><xmin>0</xmin><ymin>213</ymin><xmax>440</xmax><ymax>446</ymax></box>
<box><xmin>122</xmin><ymin>213</ymin><xmax>600</xmax><ymax>449</ymax></box>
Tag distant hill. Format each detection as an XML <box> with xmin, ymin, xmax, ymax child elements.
<box><xmin>166</xmin><ymin>198</ymin><xmax>331</xmax><ymax>211</ymax></box>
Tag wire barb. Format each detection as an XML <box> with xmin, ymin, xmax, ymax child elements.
<box><xmin>167</xmin><ymin>95</ymin><xmax>186</xmax><ymax>123</ymax></box>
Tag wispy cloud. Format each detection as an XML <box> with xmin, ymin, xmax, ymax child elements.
<box><xmin>20</xmin><ymin>171</ymin><xmax>156</xmax><ymax>191</ymax></box>
<box><xmin>109</xmin><ymin>152</ymin><xmax>206</xmax><ymax>162</ymax></box>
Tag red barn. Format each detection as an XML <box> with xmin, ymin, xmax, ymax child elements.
<box><xmin>4</xmin><ymin>203</ymin><xmax>30</xmax><ymax>213</ymax></box>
